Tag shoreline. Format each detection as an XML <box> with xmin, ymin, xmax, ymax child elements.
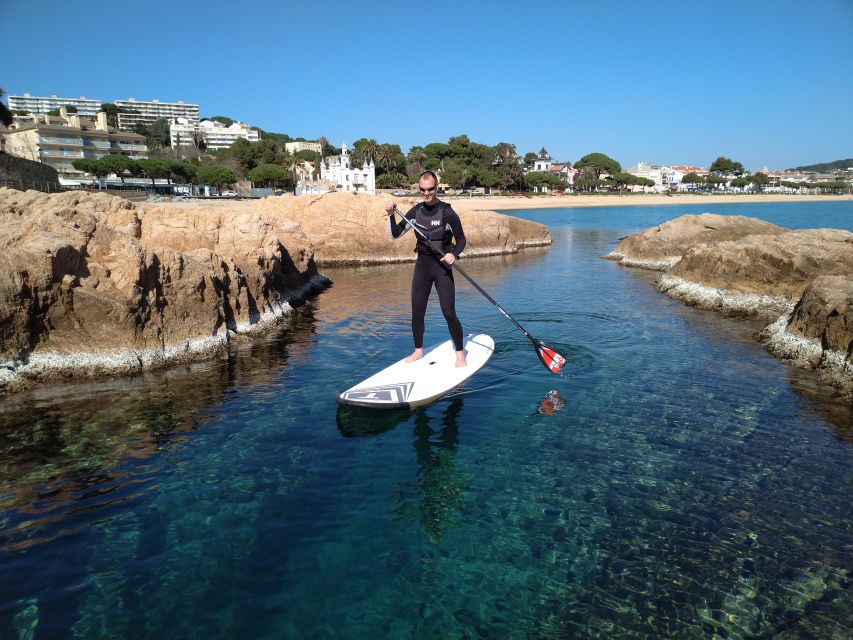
<box><xmin>449</xmin><ymin>193</ymin><xmax>853</xmax><ymax>214</ymax></box>
<box><xmin>145</xmin><ymin>193</ymin><xmax>852</xmax><ymax>216</ymax></box>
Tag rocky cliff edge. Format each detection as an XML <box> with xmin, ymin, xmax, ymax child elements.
<box><xmin>605</xmin><ymin>213</ymin><xmax>853</xmax><ymax>395</ymax></box>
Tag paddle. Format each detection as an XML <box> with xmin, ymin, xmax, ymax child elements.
<box><xmin>392</xmin><ymin>206</ymin><xmax>567</xmax><ymax>374</ymax></box>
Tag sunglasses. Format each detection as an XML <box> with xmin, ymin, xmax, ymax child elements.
<box><xmin>419</xmin><ymin>186</ymin><xmax>436</xmax><ymax>193</ymax></box>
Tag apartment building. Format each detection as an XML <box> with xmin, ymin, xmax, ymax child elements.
<box><xmin>170</xmin><ymin>118</ymin><xmax>261</xmax><ymax>151</ymax></box>
<box><xmin>2</xmin><ymin>107</ymin><xmax>147</xmax><ymax>178</ymax></box>
<box><xmin>8</xmin><ymin>93</ymin><xmax>103</xmax><ymax>116</ymax></box>
<box><xmin>116</xmin><ymin>98</ymin><xmax>199</xmax><ymax>129</ymax></box>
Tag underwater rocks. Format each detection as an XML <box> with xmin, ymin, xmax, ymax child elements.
<box><xmin>0</xmin><ymin>188</ymin><xmax>327</xmax><ymax>391</ymax></box>
<box><xmin>606</xmin><ymin>213</ymin><xmax>853</xmax><ymax>394</ymax></box>
<box><xmin>252</xmin><ymin>191</ymin><xmax>552</xmax><ymax>265</ymax></box>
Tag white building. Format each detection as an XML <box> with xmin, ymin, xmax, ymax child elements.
<box><xmin>170</xmin><ymin>118</ymin><xmax>261</xmax><ymax>151</ymax></box>
<box><xmin>624</xmin><ymin>161</ymin><xmax>664</xmax><ymax>191</ymax></box>
<box><xmin>532</xmin><ymin>147</ymin><xmax>552</xmax><ymax>172</ymax></box>
<box><xmin>300</xmin><ymin>142</ymin><xmax>375</xmax><ymax>194</ymax></box>
<box><xmin>8</xmin><ymin>93</ymin><xmax>103</xmax><ymax>116</ymax></box>
<box><xmin>116</xmin><ymin>98</ymin><xmax>199</xmax><ymax>129</ymax></box>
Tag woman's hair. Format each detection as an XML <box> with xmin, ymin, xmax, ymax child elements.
<box><xmin>418</xmin><ymin>170</ymin><xmax>438</xmax><ymax>184</ymax></box>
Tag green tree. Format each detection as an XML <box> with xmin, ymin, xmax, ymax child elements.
<box><xmin>208</xmin><ymin>115</ymin><xmax>234</xmax><ymax>126</ymax></box>
<box><xmin>97</xmin><ymin>154</ymin><xmax>135</xmax><ymax>184</ymax></box>
<box><xmin>295</xmin><ymin>149</ymin><xmax>320</xmax><ymax>163</ymax></box>
<box><xmin>575</xmin><ymin>152</ymin><xmax>621</xmax><ymax>179</ymax></box>
<box><xmin>730</xmin><ymin>176</ymin><xmax>751</xmax><ymax>189</ymax></box>
<box><xmin>360</xmin><ymin>138</ymin><xmax>379</xmax><ymax>163</ymax></box>
<box><xmin>196</xmin><ymin>165</ymin><xmax>237</xmax><ymax>190</ymax></box>
<box><xmin>710</xmin><ymin>156</ymin><xmax>745</xmax><ymax>177</ymax></box>
<box><xmin>525</xmin><ymin>171</ymin><xmax>564</xmax><ymax>191</ymax></box>
<box><xmin>750</xmin><ymin>172</ymin><xmax>770</xmax><ymax>192</ymax></box>
<box><xmin>605</xmin><ymin>171</ymin><xmax>638</xmax><ymax>193</ymax></box>
<box><xmin>247</xmin><ymin>163</ymin><xmax>291</xmax><ymax>189</ymax></box>
<box><xmin>376</xmin><ymin>172</ymin><xmax>409</xmax><ymax>189</ymax></box>
<box><xmin>148</xmin><ymin>118</ymin><xmax>171</xmax><ymax>149</ymax></box>
<box><xmin>136</xmin><ymin>158</ymin><xmax>173</xmax><ymax>187</ymax></box>
<box><xmin>441</xmin><ymin>160</ymin><xmax>471</xmax><ymax>189</ymax></box>
<box><xmin>523</xmin><ymin>152</ymin><xmax>538</xmax><ymax>166</ymax></box>
<box><xmin>99</xmin><ymin>103</ymin><xmax>119</xmax><ymax>128</ymax></box>
<box><xmin>72</xmin><ymin>158</ymin><xmax>101</xmax><ymax>179</ymax></box>
<box><xmin>376</xmin><ymin>144</ymin><xmax>401</xmax><ymax>172</ymax></box>
<box><xmin>0</xmin><ymin>88</ymin><xmax>14</xmax><ymax>126</ymax></box>
<box><xmin>573</xmin><ymin>169</ymin><xmax>603</xmax><ymax>192</ymax></box>
<box><xmin>706</xmin><ymin>175</ymin><xmax>727</xmax><ymax>190</ymax></box>
<box><xmin>491</xmin><ymin>142</ymin><xmax>523</xmax><ymax>190</ymax></box>
<box><xmin>681</xmin><ymin>172</ymin><xmax>705</xmax><ymax>190</ymax></box>
<box><xmin>407</xmin><ymin>146</ymin><xmax>427</xmax><ymax>175</ymax></box>
<box><xmin>171</xmin><ymin>161</ymin><xmax>198</xmax><ymax>183</ymax></box>
<box><xmin>225</xmin><ymin>137</ymin><xmax>257</xmax><ymax>171</ymax></box>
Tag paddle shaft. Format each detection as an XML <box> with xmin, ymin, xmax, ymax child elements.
<box><xmin>392</xmin><ymin>206</ymin><xmax>539</xmax><ymax>346</ymax></box>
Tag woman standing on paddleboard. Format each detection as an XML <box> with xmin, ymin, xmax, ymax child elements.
<box><xmin>385</xmin><ymin>170</ymin><xmax>468</xmax><ymax>368</ymax></box>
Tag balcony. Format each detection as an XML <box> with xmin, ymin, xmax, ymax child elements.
<box><xmin>41</xmin><ymin>150</ymin><xmax>84</xmax><ymax>158</ymax></box>
<box><xmin>38</xmin><ymin>137</ymin><xmax>83</xmax><ymax>146</ymax></box>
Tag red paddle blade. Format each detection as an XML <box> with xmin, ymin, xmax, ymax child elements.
<box><xmin>537</xmin><ymin>343</ymin><xmax>567</xmax><ymax>374</ymax></box>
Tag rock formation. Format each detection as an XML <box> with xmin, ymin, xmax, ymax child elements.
<box><xmin>606</xmin><ymin>213</ymin><xmax>785</xmax><ymax>271</ymax></box>
<box><xmin>605</xmin><ymin>213</ymin><xmax>853</xmax><ymax>394</ymax></box>
<box><xmin>0</xmin><ymin>188</ymin><xmax>326</xmax><ymax>391</ymax></box>
<box><xmin>0</xmin><ymin>189</ymin><xmax>551</xmax><ymax>392</ymax></box>
<box><xmin>252</xmin><ymin>192</ymin><xmax>551</xmax><ymax>264</ymax></box>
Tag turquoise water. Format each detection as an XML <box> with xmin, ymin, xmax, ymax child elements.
<box><xmin>1</xmin><ymin>200</ymin><xmax>852</xmax><ymax>639</ymax></box>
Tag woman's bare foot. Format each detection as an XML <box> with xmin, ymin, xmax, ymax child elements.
<box><xmin>455</xmin><ymin>350</ymin><xmax>467</xmax><ymax>368</ymax></box>
<box><xmin>405</xmin><ymin>348</ymin><xmax>424</xmax><ymax>363</ymax></box>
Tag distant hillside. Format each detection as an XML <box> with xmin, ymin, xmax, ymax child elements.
<box><xmin>790</xmin><ymin>159</ymin><xmax>853</xmax><ymax>173</ymax></box>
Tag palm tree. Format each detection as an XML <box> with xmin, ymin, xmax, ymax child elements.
<box><xmin>362</xmin><ymin>138</ymin><xmax>379</xmax><ymax>164</ymax></box>
<box><xmin>407</xmin><ymin>146</ymin><xmax>427</xmax><ymax>173</ymax></box>
<box><xmin>376</xmin><ymin>145</ymin><xmax>397</xmax><ymax>172</ymax></box>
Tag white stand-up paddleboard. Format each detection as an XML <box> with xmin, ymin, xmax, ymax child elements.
<box><xmin>337</xmin><ymin>334</ymin><xmax>495</xmax><ymax>409</ymax></box>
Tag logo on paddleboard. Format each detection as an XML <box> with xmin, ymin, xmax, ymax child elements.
<box><xmin>342</xmin><ymin>382</ymin><xmax>414</xmax><ymax>404</ymax></box>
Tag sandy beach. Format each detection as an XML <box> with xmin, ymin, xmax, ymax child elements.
<box><xmin>447</xmin><ymin>193</ymin><xmax>853</xmax><ymax>214</ymax></box>
<box><xmin>146</xmin><ymin>192</ymin><xmax>852</xmax><ymax>216</ymax></box>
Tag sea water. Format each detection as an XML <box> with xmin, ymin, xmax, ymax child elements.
<box><xmin>0</xmin><ymin>200</ymin><xmax>851</xmax><ymax>639</ymax></box>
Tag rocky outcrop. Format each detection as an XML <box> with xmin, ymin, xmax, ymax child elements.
<box><xmin>0</xmin><ymin>188</ymin><xmax>327</xmax><ymax>391</ymax></box>
<box><xmin>253</xmin><ymin>192</ymin><xmax>551</xmax><ymax>264</ymax></box>
<box><xmin>606</xmin><ymin>213</ymin><xmax>853</xmax><ymax>394</ymax></box>
<box><xmin>762</xmin><ymin>276</ymin><xmax>853</xmax><ymax>392</ymax></box>
<box><xmin>606</xmin><ymin>213</ymin><xmax>785</xmax><ymax>270</ymax></box>
<box><xmin>0</xmin><ymin>189</ymin><xmax>551</xmax><ymax>392</ymax></box>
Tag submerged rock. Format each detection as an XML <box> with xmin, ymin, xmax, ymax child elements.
<box><xmin>606</xmin><ymin>213</ymin><xmax>853</xmax><ymax>394</ymax></box>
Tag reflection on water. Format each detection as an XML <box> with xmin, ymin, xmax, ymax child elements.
<box><xmin>397</xmin><ymin>399</ymin><xmax>465</xmax><ymax>544</ymax></box>
<box><xmin>1</xmin><ymin>201</ymin><xmax>852</xmax><ymax>639</ymax></box>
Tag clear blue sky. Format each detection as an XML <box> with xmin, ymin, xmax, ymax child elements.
<box><xmin>2</xmin><ymin>0</ymin><xmax>851</xmax><ymax>170</ymax></box>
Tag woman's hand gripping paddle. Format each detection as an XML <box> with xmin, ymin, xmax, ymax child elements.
<box><xmin>392</xmin><ymin>206</ymin><xmax>567</xmax><ymax>374</ymax></box>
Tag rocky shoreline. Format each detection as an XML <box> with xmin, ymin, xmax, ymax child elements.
<box><xmin>0</xmin><ymin>189</ymin><xmax>551</xmax><ymax>392</ymax></box>
<box><xmin>605</xmin><ymin>213</ymin><xmax>853</xmax><ymax>395</ymax></box>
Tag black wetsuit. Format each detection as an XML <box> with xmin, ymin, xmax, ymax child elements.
<box><xmin>388</xmin><ymin>201</ymin><xmax>467</xmax><ymax>351</ymax></box>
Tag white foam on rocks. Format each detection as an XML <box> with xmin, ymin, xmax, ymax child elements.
<box><xmin>657</xmin><ymin>275</ymin><xmax>794</xmax><ymax>318</ymax></box>
<box><xmin>604</xmin><ymin>251</ymin><xmax>681</xmax><ymax>271</ymax></box>
<box><xmin>0</xmin><ymin>274</ymin><xmax>330</xmax><ymax>391</ymax></box>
